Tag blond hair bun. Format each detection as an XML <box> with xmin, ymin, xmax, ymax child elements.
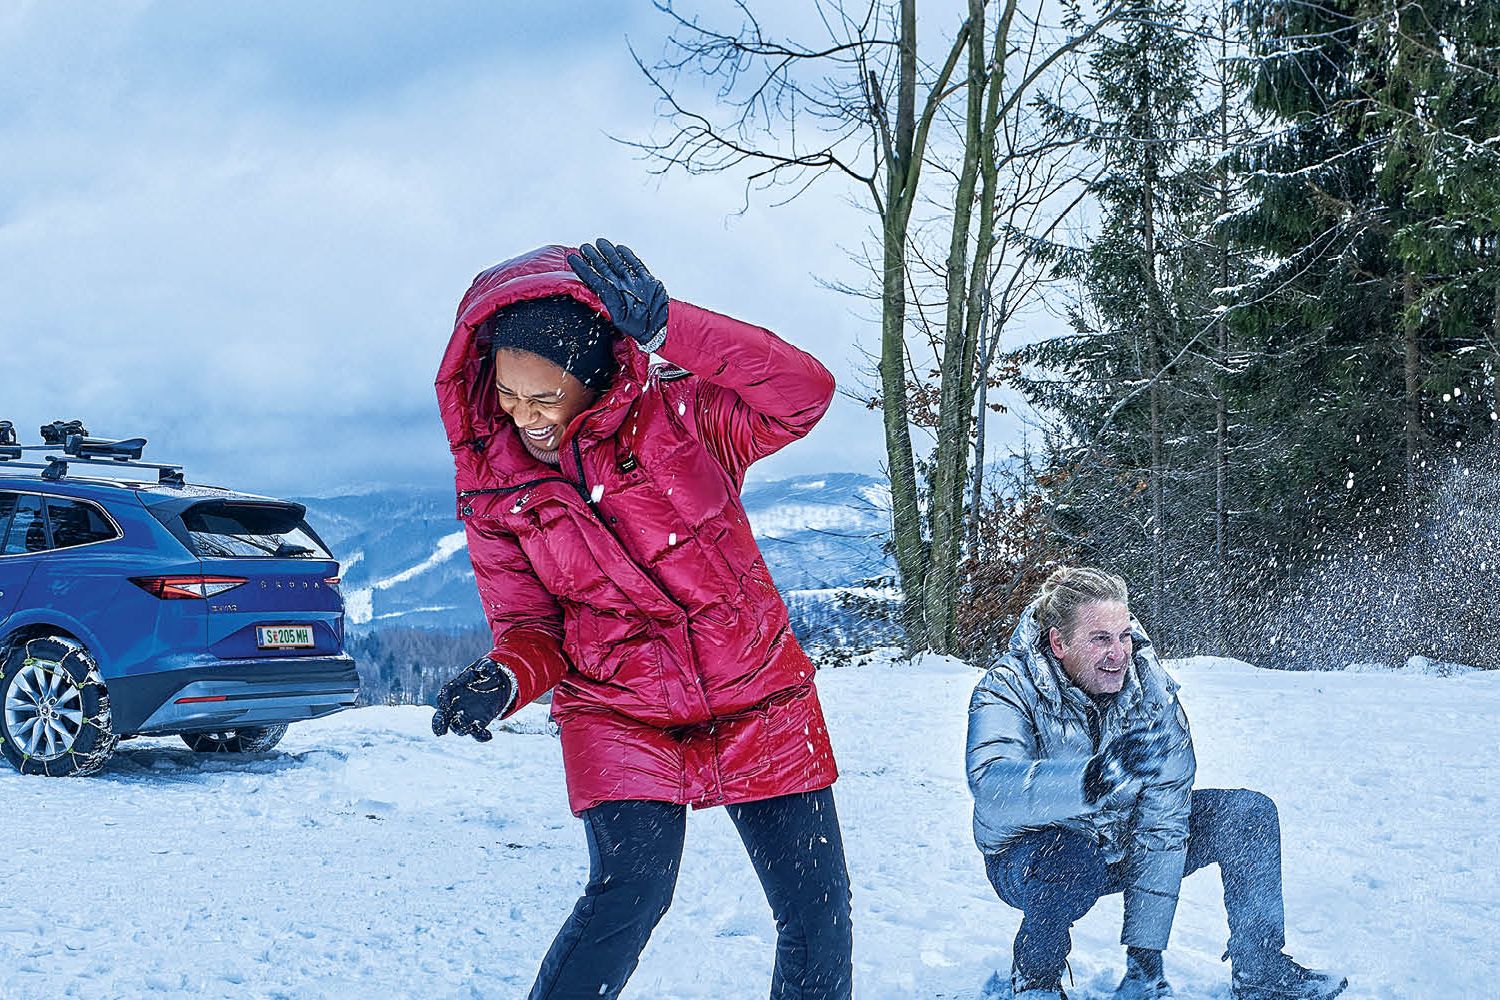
<box><xmin>1035</xmin><ymin>566</ymin><xmax>1129</xmax><ymax>641</ymax></box>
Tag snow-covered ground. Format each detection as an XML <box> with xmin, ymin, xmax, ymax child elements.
<box><xmin>0</xmin><ymin>656</ymin><xmax>1495</xmax><ymax>999</ymax></box>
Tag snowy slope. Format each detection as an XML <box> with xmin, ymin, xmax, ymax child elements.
<box><xmin>0</xmin><ymin>660</ymin><xmax>1493</xmax><ymax>999</ymax></box>
<box><xmin>298</xmin><ymin>474</ymin><xmax>892</xmax><ymax>632</ymax></box>
<box><xmin>740</xmin><ymin>472</ymin><xmax>891</xmax><ymax>591</ymax></box>
<box><xmin>296</xmin><ymin>489</ymin><xmax>484</xmax><ymax>630</ymax></box>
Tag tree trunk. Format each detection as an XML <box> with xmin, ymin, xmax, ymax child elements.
<box><xmin>968</xmin><ymin>291</ymin><xmax>991</xmax><ymax>557</ymax></box>
<box><xmin>1141</xmin><ymin>165</ymin><xmax>1166</xmax><ymax>625</ymax></box>
<box><xmin>921</xmin><ymin>0</ymin><xmax>1017</xmax><ymax>654</ymax></box>
<box><xmin>882</xmin><ymin>0</ymin><xmax>972</xmax><ymax>652</ymax></box>
<box><xmin>883</xmin><ymin>0</ymin><xmax>925</xmax><ymax>649</ymax></box>
<box><xmin>1403</xmin><ymin>267</ymin><xmax>1421</xmax><ymax>486</ymax></box>
<box><xmin>1149</xmin><ymin>314</ymin><xmax>1164</xmax><ymax>625</ymax></box>
<box><xmin>921</xmin><ymin>0</ymin><xmax>990</xmax><ymax>653</ymax></box>
<box><xmin>1492</xmin><ymin>276</ymin><xmax>1499</xmax><ymax>448</ymax></box>
<box><xmin>883</xmin><ymin>204</ymin><xmax>927</xmax><ymax>648</ymax></box>
<box><xmin>1213</xmin><ymin>2</ymin><xmax>1231</xmax><ymax>655</ymax></box>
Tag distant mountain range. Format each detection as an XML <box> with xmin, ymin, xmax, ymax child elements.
<box><xmin>297</xmin><ymin>472</ymin><xmax>893</xmax><ymax>633</ymax></box>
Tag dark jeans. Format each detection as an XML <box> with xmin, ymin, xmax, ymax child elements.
<box><xmin>985</xmin><ymin>788</ymin><xmax>1287</xmax><ymax>982</ymax></box>
<box><xmin>529</xmin><ymin>788</ymin><xmax>853</xmax><ymax>1000</ymax></box>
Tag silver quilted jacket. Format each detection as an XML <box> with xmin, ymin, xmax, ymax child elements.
<box><xmin>966</xmin><ymin>604</ymin><xmax>1195</xmax><ymax>950</ymax></box>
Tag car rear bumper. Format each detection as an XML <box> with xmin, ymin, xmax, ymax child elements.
<box><xmin>108</xmin><ymin>654</ymin><xmax>360</xmax><ymax>735</ymax></box>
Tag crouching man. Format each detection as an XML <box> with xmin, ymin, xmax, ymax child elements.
<box><xmin>966</xmin><ymin>567</ymin><xmax>1346</xmax><ymax>1000</ymax></box>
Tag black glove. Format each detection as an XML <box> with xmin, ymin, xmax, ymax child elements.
<box><xmin>1083</xmin><ymin>722</ymin><xmax>1173</xmax><ymax>803</ymax></box>
<box><xmin>566</xmin><ymin>238</ymin><xmax>670</xmax><ymax>349</ymax></box>
<box><xmin>431</xmin><ymin>656</ymin><xmax>515</xmax><ymax>742</ymax></box>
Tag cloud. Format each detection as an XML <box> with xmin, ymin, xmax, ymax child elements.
<box><xmin>0</xmin><ymin>3</ymin><xmax>947</xmax><ymax>498</ymax></box>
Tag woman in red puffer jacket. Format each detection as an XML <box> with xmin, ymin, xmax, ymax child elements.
<box><xmin>431</xmin><ymin>241</ymin><xmax>851</xmax><ymax>999</ymax></box>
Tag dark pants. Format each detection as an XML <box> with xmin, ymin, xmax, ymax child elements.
<box><xmin>529</xmin><ymin>788</ymin><xmax>854</xmax><ymax>1000</ymax></box>
<box><xmin>985</xmin><ymin>788</ymin><xmax>1287</xmax><ymax>983</ymax></box>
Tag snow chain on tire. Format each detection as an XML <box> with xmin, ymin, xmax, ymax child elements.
<box><xmin>181</xmin><ymin>724</ymin><xmax>288</xmax><ymax>754</ymax></box>
<box><xmin>0</xmin><ymin>636</ymin><xmax>117</xmax><ymax>777</ymax></box>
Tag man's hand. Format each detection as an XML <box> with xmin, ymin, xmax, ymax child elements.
<box><xmin>431</xmin><ymin>656</ymin><xmax>516</xmax><ymax>742</ymax></box>
<box><xmin>566</xmin><ymin>238</ymin><xmax>670</xmax><ymax>350</ymax></box>
<box><xmin>1084</xmin><ymin>722</ymin><xmax>1174</xmax><ymax>803</ymax></box>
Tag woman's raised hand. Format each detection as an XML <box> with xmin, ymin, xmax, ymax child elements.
<box><xmin>567</xmin><ymin>238</ymin><xmax>670</xmax><ymax>350</ymax></box>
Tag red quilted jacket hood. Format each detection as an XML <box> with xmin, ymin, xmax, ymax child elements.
<box><xmin>436</xmin><ymin>244</ymin><xmax>650</xmax><ymax>486</ymax></box>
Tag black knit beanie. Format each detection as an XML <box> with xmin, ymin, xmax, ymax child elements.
<box><xmin>485</xmin><ymin>295</ymin><xmax>617</xmax><ymax>391</ymax></box>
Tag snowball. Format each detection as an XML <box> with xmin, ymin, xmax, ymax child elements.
<box><xmin>668</xmin><ymin>533</ymin><xmax>677</xmax><ymax>546</ymax></box>
<box><xmin>590</xmin><ymin>484</ymin><xmax>605</xmax><ymax>503</ymax></box>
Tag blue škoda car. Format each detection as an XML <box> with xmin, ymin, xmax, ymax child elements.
<box><xmin>0</xmin><ymin>421</ymin><xmax>359</xmax><ymax>776</ymax></box>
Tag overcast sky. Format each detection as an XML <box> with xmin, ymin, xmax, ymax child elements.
<box><xmin>2</xmin><ymin>1</ymin><xmax>1034</xmax><ymax>498</ymax></box>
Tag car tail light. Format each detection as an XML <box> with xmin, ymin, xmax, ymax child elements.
<box><xmin>130</xmin><ymin>575</ymin><xmax>248</xmax><ymax>600</ymax></box>
<box><xmin>324</xmin><ymin>576</ymin><xmax>341</xmax><ymax>592</ymax></box>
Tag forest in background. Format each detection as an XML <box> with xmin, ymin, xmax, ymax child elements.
<box><xmin>637</xmin><ymin>0</ymin><xmax>1500</xmax><ymax>667</ymax></box>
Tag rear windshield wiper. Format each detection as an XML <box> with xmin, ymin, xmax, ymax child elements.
<box><xmin>273</xmin><ymin>542</ymin><xmax>315</xmax><ymax>558</ymax></box>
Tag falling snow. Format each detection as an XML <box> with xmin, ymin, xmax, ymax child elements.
<box><xmin>2</xmin><ymin>654</ymin><xmax>1480</xmax><ymax>996</ymax></box>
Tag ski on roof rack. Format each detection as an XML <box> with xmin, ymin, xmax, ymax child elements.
<box><xmin>0</xmin><ymin>420</ymin><xmax>186</xmax><ymax>487</ymax></box>
<box><xmin>0</xmin><ymin>421</ymin><xmax>18</xmax><ymax>460</ymax></box>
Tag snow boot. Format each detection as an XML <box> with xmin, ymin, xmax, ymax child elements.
<box><xmin>1011</xmin><ymin>969</ymin><xmax>1068</xmax><ymax>1000</ymax></box>
<box><xmin>1231</xmin><ymin>952</ymin><xmax>1347</xmax><ymax>1000</ymax></box>
<box><xmin>1113</xmin><ymin>950</ymin><xmax>1174</xmax><ymax>998</ymax></box>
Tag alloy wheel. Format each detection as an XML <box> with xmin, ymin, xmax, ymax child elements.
<box><xmin>4</xmin><ymin>658</ymin><xmax>85</xmax><ymax>761</ymax></box>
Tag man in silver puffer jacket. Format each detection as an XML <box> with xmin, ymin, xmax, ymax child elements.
<box><xmin>967</xmin><ymin>567</ymin><xmax>1347</xmax><ymax>1000</ymax></box>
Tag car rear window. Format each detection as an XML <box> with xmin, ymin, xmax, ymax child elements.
<box><xmin>44</xmin><ymin>497</ymin><xmax>119</xmax><ymax>548</ymax></box>
<box><xmin>1</xmin><ymin>495</ymin><xmax>47</xmax><ymax>555</ymax></box>
<box><xmin>0</xmin><ymin>492</ymin><xmax>16</xmax><ymax>543</ymax></box>
<box><xmin>179</xmin><ymin>501</ymin><xmax>332</xmax><ymax>559</ymax></box>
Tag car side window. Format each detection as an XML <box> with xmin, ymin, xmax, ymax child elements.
<box><xmin>0</xmin><ymin>492</ymin><xmax>17</xmax><ymax>548</ymax></box>
<box><xmin>45</xmin><ymin>497</ymin><xmax>118</xmax><ymax>549</ymax></box>
<box><xmin>2</xmin><ymin>495</ymin><xmax>48</xmax><ymax>555</ymax></box>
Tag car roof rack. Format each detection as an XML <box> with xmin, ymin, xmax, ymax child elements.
<box><xmin>0</xmin><ymin>420</ymin><xmax>185</xmax><ymax>487</ymax></box>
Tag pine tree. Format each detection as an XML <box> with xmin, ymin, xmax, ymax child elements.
<box><xmin>1018</xmin><ymin>0</ymin><xmax>1215</xmax><ymax>643</ymax></box>
<box><xmin>1226</xmin><ymin>0</ymin><xmax>1398</xmax><ymax>563</ymax></box>
<box><xmin>1382</xmin><ymin>0</ymin><xmax>1500</xmax><ymax>448</ymax></box>
<box><xmin>1222</xmin><ymin>0</ymin><xmax>1499</xmax><ymax>662</ymax></box>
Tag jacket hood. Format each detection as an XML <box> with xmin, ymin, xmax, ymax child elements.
<box><xmin>435</xmin><ymin>245</ymin><xmax>651</xmax><ymax>487</ymax></box>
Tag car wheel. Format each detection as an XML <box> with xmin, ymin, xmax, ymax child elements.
<box><xmin>0</xmin><ymin>636</ymin><xmax>117</xmax><ymax>776</ymax></box>
<box><xmin>180</xmin><ymin>724</ymin><xmax>288</xmax><ymax>754</ymax></box>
